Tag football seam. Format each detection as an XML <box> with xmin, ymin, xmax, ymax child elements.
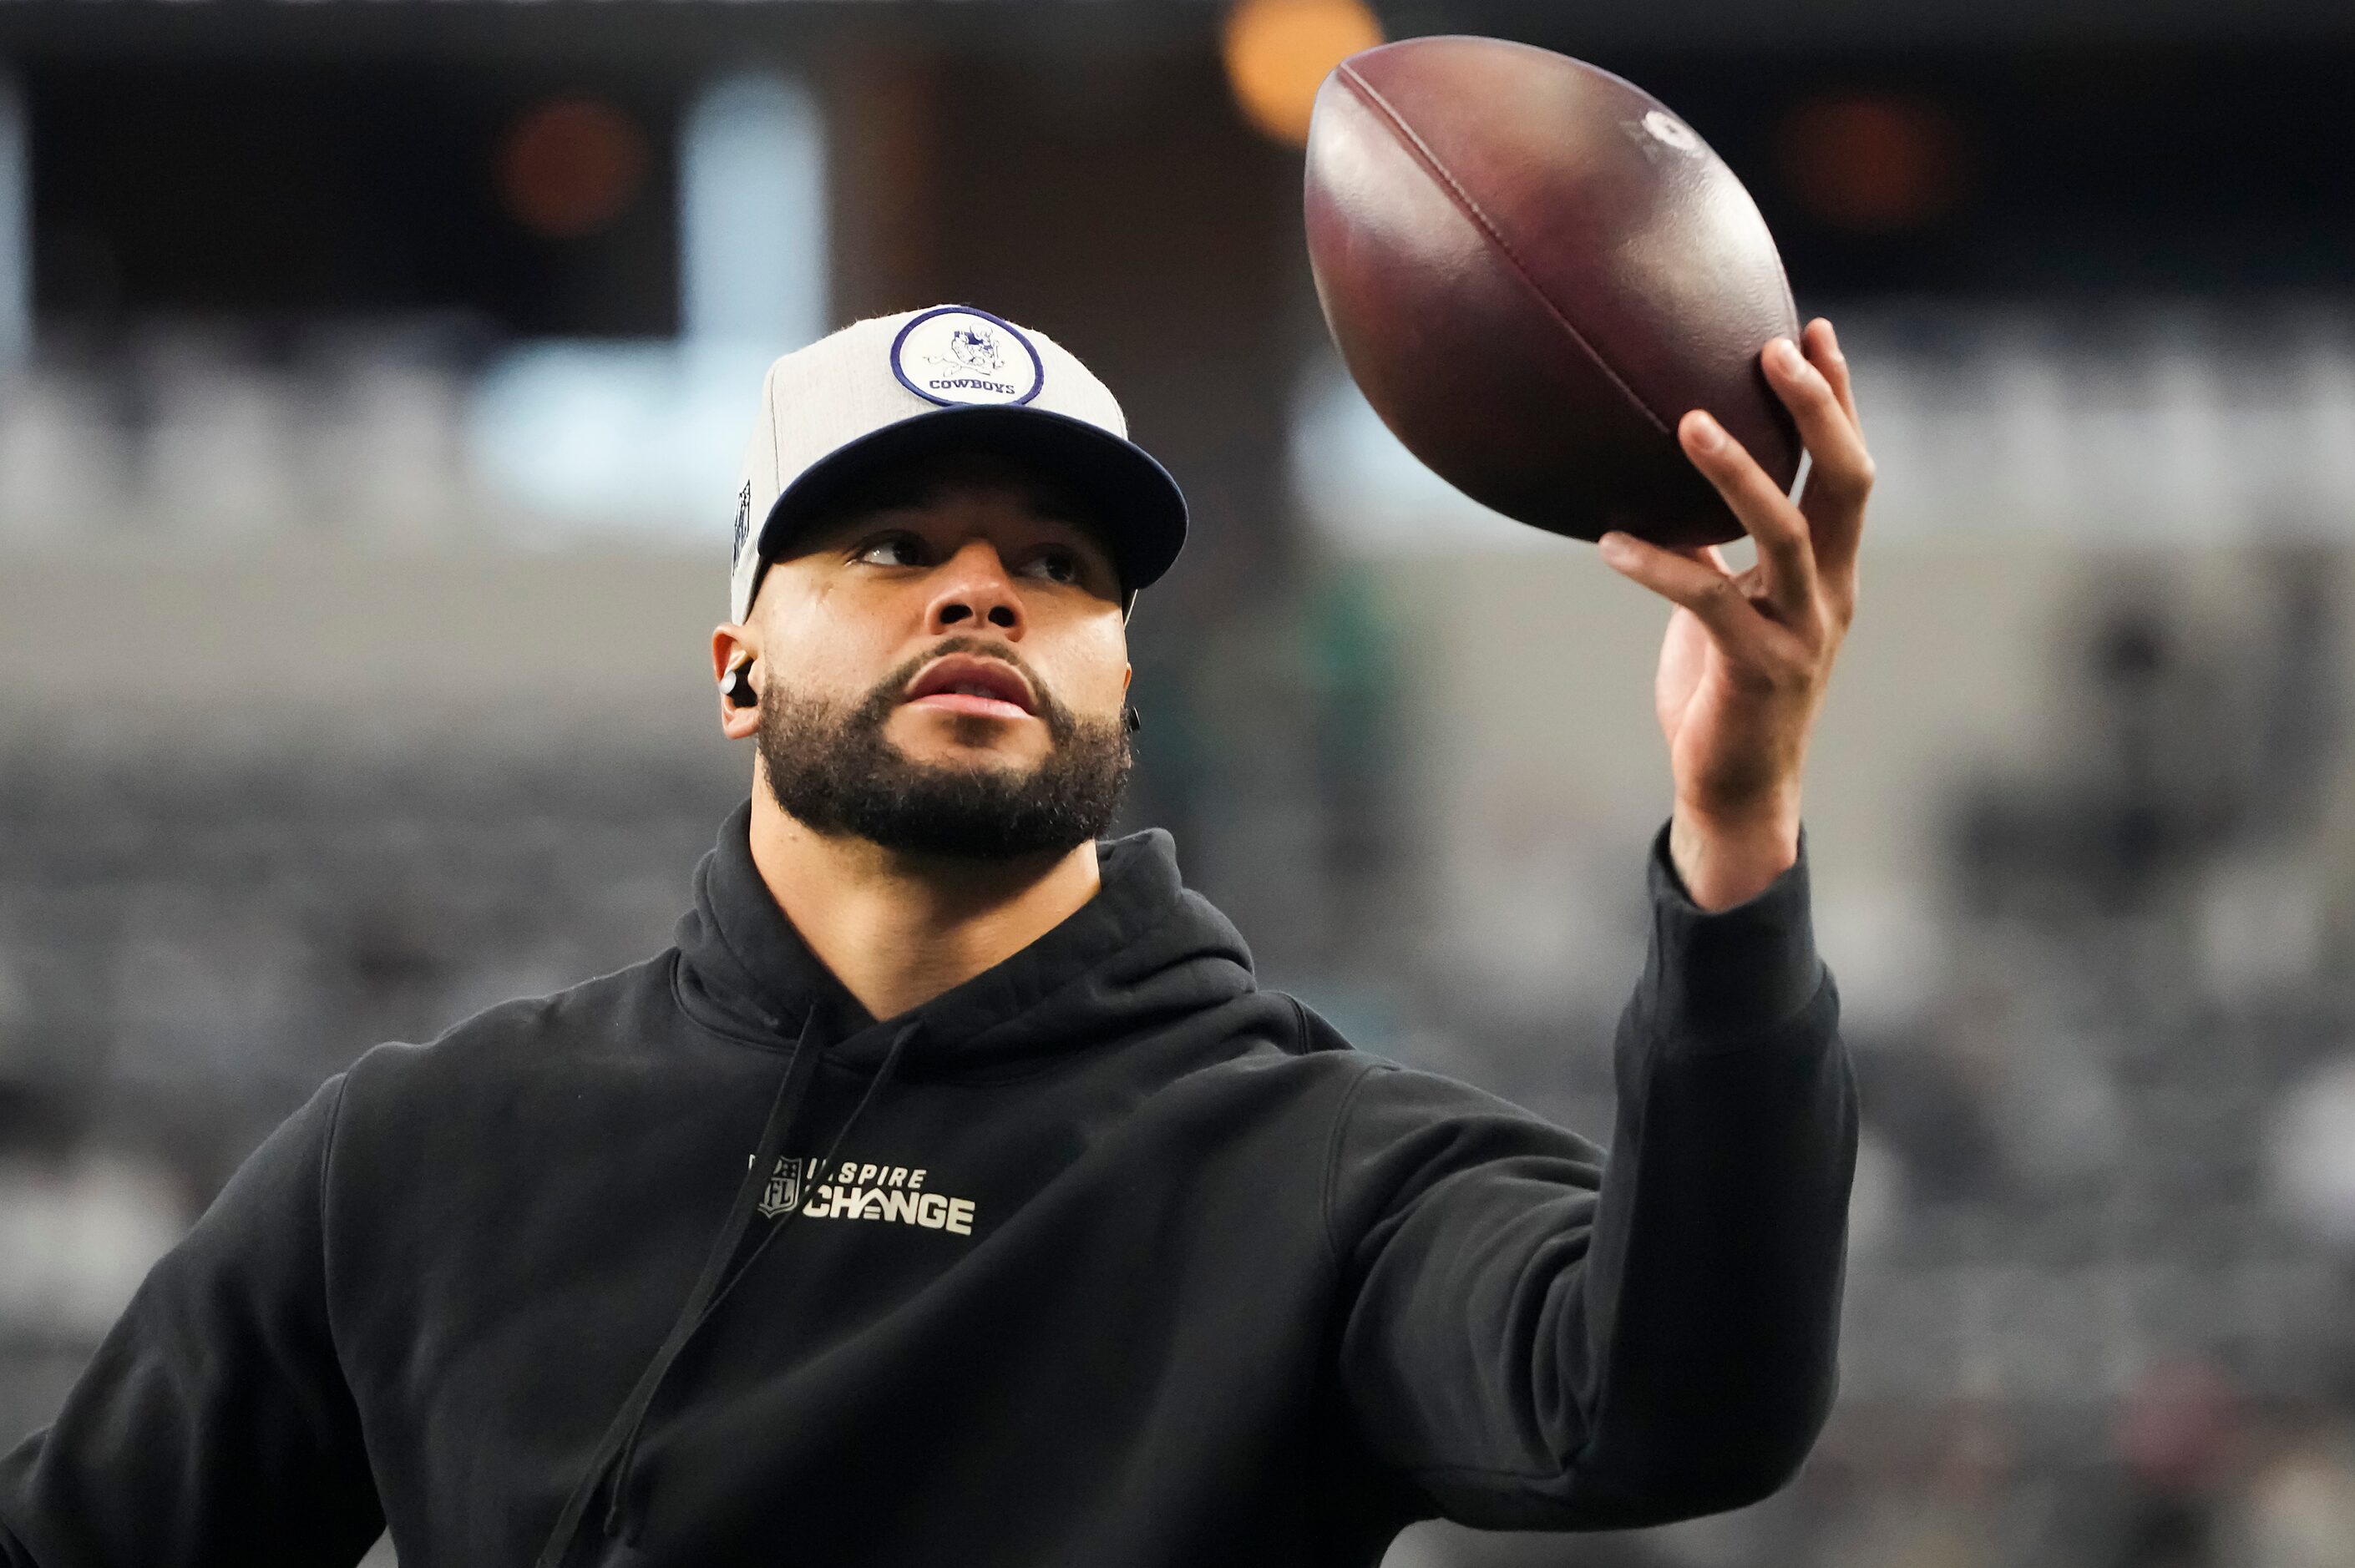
<box><xmin>1333</xmin><ymin>61</ymin><xmax>1674</xmax><ymax>443</ymax></box>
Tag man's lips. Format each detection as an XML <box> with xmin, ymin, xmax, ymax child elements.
<box><xmin>902</xmin><ymin>654</ymin><xmax>1038</xmax><ymax>722</ymax></box>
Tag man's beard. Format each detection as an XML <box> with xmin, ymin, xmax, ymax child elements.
<box><xmin>757</xmin><ymin>637</ymin><xmax>1132</xmax><ymax>861</ymax></box>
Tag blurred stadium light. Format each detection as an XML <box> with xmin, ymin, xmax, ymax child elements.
<box><xmin>494</xmin><ymin>97</ymin><xmax>653</xmax><ymax>243</ymax></box>
<box><xmin>0</xmin><ymin>1154</ymin><xmax>184</xmax><ymax>1343</ymax></box>
<box><xmin>2271</xmin><ymin>1057</ymin><xmax>2355</xmax><ymax>1249</ymax></box>
<box><xmin>468</xmin><ymin>72</ymin><xmax>825</xmax><ymax>538</ymax></box>
<box><xmin>682</xmin><ymin>73</ymin><xmax>826</xmax><ymax>350</ymax></box>
<box><xmin>1776</xmin><ymin>93</ymin><xmax>1970</xmax><ymax>235</ymax></box>
<box><xmin>1221</xmin><ymin>0</ymin><xmax>1383</xmax><ymax>146</ymax></box>
<box><xmin>0</xmin><ymin>69</ymin><xmax>23</xmax><ymax>366</ymax></box>
<box><xmin>466</xmin><ymin>338</ymin><xmax>769</xmax><ymax>536</ymax></box>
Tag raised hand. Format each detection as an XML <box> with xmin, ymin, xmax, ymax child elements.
<box><xmin>1596</xmin><ymin>318</ymin><xmax>1871</xmax><ymax>910</ymax></box>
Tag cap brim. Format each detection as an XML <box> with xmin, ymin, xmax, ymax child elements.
<box><xmin>752</xmin><ymin>404</ymin><xmax>1188</xmax><ymax>599</ymax></box>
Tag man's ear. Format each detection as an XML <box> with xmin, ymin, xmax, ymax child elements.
<box><xmin>712</xmin><ymin>623</ymin><xmax>761</xmax><ymax>741</ymax></box>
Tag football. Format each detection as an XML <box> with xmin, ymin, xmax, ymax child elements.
<box><xmin>1304</xmin><ymin>36</ymin><xmax>1802</xmax><ymax>549</ymax></box>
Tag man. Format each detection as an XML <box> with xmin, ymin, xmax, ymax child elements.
<box><xmin>0</xmin><ymin>302</ymin><xmax>1869</xmax><ymax>1566</ymax></box>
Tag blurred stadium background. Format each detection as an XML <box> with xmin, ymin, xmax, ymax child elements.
<box><xmin>3</xmin><ymin>1</ymin><xmax>2355</xmax><ymax>1564</ymax></box>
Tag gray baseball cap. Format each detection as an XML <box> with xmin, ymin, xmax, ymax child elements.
<box><xmin>727</xmin><ymin>305</ymin><xmax>1188</xmax><ymax>621</ymax></box>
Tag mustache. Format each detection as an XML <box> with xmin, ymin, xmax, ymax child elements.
<box><xmin>865</xmin><ymin>635</ymin><xmax>1078</xmax><ymax>740</ymax></box>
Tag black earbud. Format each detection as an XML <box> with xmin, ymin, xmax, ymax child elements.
<box><xmin>1122</xmin><ymin>705</ymin><xmax>1142</xmax><ymax>736</ymax></box>
<box><xmin>722</xmin><ymin>660</ymin><xmax>757</xmax><ymax>709</ymax></box>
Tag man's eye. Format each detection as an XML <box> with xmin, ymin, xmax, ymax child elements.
<box><xmin>855</xmin><ymin>534</ymin><xmax>929</xmax><ymax>568</ymax></box>
<box><xmin>1020</xmin><ymin>549</ymin><xmax>1080</xmax><ymax>585</ymax></box>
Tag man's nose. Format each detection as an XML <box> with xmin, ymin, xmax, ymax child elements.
<box><xmin>923</xmin><ymin>541</ymin><xmax>1025</xmax><ymax>637</ymax></box>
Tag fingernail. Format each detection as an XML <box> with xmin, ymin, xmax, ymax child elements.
<box><xmin>1821</xmin><ymin>319</ymin><xmax>1842</xmax><ymax>357</ymax></box>
<box><xmin>1687</xmin><ymin>412</ymin><xmax>1725</xmax><ymax>452</ymax></box>
<box><xmin>1770</xmin><ymin>336</ymin><xmax>1803</xmax><ymax>372</ymax></box>
<box><xmin>1598</xmin><ymin>531</ymin><xmax>1637</xmax><ymax>564</ymax></box>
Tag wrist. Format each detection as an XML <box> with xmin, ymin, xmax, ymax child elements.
<box><xmin>1669</xmin><ymin>796</ymin><xmax>1801</xmax><ymax>912</ymax></box>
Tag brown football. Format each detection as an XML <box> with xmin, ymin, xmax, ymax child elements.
<box><xmin>1304</xmin><ymin>36</ymin><xmax>1800</xmax><ymax>549</ymax></box>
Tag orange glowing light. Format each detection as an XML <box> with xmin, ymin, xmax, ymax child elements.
<box><xmin>497</xmin><ymin>98</ymin><xmax>651</xmax><ymax>240</ymax></box>
<box><xmin>1779</xmin><ymin>94</ymin><xmax>1968</xmax><ymax>235</ymax></box>
<box><xmin>1223</xmin><ymin>0</ymin><xmax>1385</xmax><ymax>149</ymax></box>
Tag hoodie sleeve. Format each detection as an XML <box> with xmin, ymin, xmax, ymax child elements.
<box><xmin>0</xmin><ymin>1076</ymin><xmax>383</xmax><ymax>1568</ymax></box>
<box><xmin>1325</xmin><ymin>825</ymin><xmax>1856</xmax><ymax>1530</ymax></box>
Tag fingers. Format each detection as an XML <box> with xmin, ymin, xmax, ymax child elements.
<box><xmin>1597</xmin><ymin>529</ymin><xmax>1768</xmax><ymax>651</ymax></box>
<box><xmin>1766</xmin><ymin>324</ymin><xmax>1874</xmax><ymax>588</ymax></box>
<box><xmin>1678</xmin><ymin>407</ymin><xmax>1820</xmax><ymax>625</ymax></box>
<box><xmin>1803</xmin><ymin>317</ymin><xmax>1861</xmax><ymax>430</ymax></box>
<box><xmin>1618</xmin><ymin>320</ymin><xmax>1874</xmax><ymax>649</ymax></box>
<box><xmin>1765</xmin><ymin>334</ymin><xmax>1873</xmax><ymax>513</ymax></box>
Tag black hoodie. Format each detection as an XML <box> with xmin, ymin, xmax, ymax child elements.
<box><xmin>0</xmin><ymin>804</ymin><xmax>1853</xmax><ymax>1568</ymax></box>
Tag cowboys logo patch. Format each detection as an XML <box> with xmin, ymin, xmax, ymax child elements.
<box><xmin>890</xmin><ymin>306</ymin><xmax>1045</xmax><ymax>408</ymax></box>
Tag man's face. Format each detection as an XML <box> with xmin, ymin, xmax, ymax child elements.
<box><xmin>740</xmin><ymin>452</ymin><xmax>1134</xmax><ymax>859</ymax></box>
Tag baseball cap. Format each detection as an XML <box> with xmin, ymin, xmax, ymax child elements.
<box><xmin>727</xmin><ymin>305</ymin><xmax>1188</xmax><ymax>623</ymax></box>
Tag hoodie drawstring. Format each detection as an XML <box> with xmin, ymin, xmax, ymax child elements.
<box><xmin>661</xmin><ymin>1020</ymin><xmax>919</xmax><ymax>1359</ymax></box>
<box><xmin>531</xmin><ymin>1015</ymin><xmax>918</xmax><ymax>1567</ymax></box>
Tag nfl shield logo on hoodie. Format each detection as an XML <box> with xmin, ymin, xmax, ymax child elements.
<box><xmin>757</xmin><ymin>1157</ymin><xmax>803</xmax><ymax>1219</ymax></box>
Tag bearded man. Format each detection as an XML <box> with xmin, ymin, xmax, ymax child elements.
<box><xmin>0</xmin><ymin>303</ymin><xmax>1871</xmax><ymax>1568</ymax></box>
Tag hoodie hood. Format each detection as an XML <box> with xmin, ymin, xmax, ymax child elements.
<box><xmin>671</xmin><ymin>799</ymin><xmax>1260</xmax><ymax>1076</ymax></box>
